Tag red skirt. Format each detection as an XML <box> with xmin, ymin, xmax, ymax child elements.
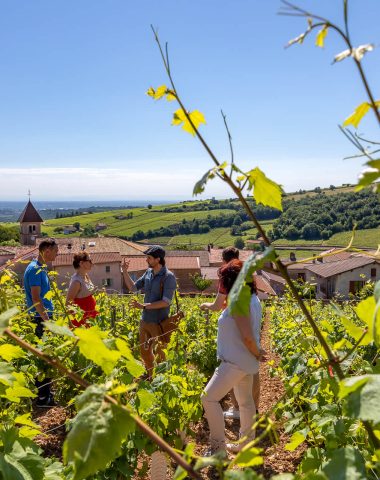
<box><xmin>71</xmin><ymin>295</ymin><xmax>99</xmax><ymax>328</ymax></box>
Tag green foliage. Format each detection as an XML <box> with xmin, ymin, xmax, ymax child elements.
<box><xmin>63</xmin><ymin>385</ymin><xmax>135</xmax><ymax>480</ymax></box>
<box><xmin>190</xmin><ymin>272</ymin><xmax>212</xmax><ymax>293</ymax></box>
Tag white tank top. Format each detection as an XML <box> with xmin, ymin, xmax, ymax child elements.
<box><xmin>69</xmin><ymin>272</ymin><xmax>95</xmax><ymax>298</ymax></box>
<box><xmin>216</xmin><ymin>294</ymin><xmax>262</xmax><ymax>374</ymax></box>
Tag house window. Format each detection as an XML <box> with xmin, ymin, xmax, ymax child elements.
<box><xmin>29</xmin><ymin>225</ymin><xmax>33</xmax><ymax>233</ymax></box>
<box><xmin>105</xmin><ymin>265</ymin><xmax>110</xmax><ymax>273</ymax></box>
<box><xmin>371</xmin><ymin>268</ymin><xmax>376</xmax><ymax>278</ymax></box>
<box><xmin>349</xmin><ymin>281</ymin><xmax>365</xmax><ymax>294</ymax></box>
<box><xmin>103</xmin><ymin>278</ymin><xmax>112</xmax><ymax>287</ymax></box>
<box><xmin>32</xmin><ymin>225</ymin><xmax>36</xmax><ymax>232</ymax></box>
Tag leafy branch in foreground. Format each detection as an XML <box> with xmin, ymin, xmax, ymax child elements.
<box><xmin>148</xmin><ymin>15</ymin><xmax>380</xmax><ymax>469</ymax></box>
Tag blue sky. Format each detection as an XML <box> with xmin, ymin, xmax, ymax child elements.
<box><xmin>0</xmin><ymin>0</ymin><xmax>379</xmax><ymax>200</ymax></box>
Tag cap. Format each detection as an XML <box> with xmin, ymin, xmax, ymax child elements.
<box><xmin>144</xmin><ymin>245</ymin><xmax>166</xmax><ymax>259</ymax></box>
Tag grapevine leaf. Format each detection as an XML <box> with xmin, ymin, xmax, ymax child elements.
<box><xmin>322</xmin><ymin>447</ymin><xmax>366</xmax><ymax>480</ymax></box>
<box><xmin>0</xmin><ymin>307</ymin><xmax>19</xmax><ymax>334</ymax></box>
<box><xmin>0</xmin><ymin>344</ymin><xmax>25</xmax><ymax>362</ymax></box>
<box><xmin>229</xmin><ymin>247</ymin><xmax>276</xmax><ymax>317</ymax></box>
<box><xmin>233</xmin><ymin>447</ymin><xmax>263</xmax><ymax>467</ymax></box>
<box><xmin>63</xmin><ymin>385</ymin><xmax>135</xmax><ymax>480</ymax></box>
<box><xmin>75</xmin><ymin>326</ymin><xmax>121</xmax><ymax>375</ymax></box>
<box><xmin>340</xmin><ymin>317</ymin><xmax>371</xmax><ymax>346</ymax></box>
<box><xmin>4</xmin><ymin>385</ymin><xmax>36</xmax><ymax>403</ymax></box>
<box><xmin>43</xmin><ymin>291</ymin><xmax>53</xmax><ymax>301</ymax></box>
<box><xmin>0</xmin><ymin>434</ymin><xmax>45</xmax><ymax>480</ymax></box>
<box><xmin>0</xmin><ymin>362</ymin><xmax>15</xmax><ymax>386</ymax></box>
<box><xmin>43</xmin><ymin>321</ymin><xmax>76</xmax><ymax>338</ymax></box>
<box><xmin>0</xmin><ymin>274</ymin><xmax>12</xmax><ymax>284</ymax></box>
<box><xmin>340</xmin><ymin>375</ymin><xmax>380</xmax><ymax>423</ymax></box>
<box><xmin>115</xmin><ymin>338</ymin><xmax>145</xmax><ymax>377</ymax></box>
<box><xmin>339</xmin><ymin>376</ymin><xmax>369</xmax><ymax>400</ymax></box>
<box><xmin>356</xmin><ymin>296</ymin><xmax>380</xmax><ymax>346</ymax></box>
<box><xmin>15</xmin><ymin>413</ymin><xmax>41</xmax><ymax>430</ymax></box>
<box><xmin>315</xmin><ymin>26</ymin><xmax>328</xmax><ymax>48</ymax></box>
<box><xmin>44</xmin><ymin>461</ymin><xmax>66</xmax><ymax>480</ymax></box>
<box><xmin>172</xmin><ymin>109</ymin><xmax>206</xmax><ymax>136</ymax></box>
<box><xmin>146</xmin><ymin>85</ymin><xmax>167</xmax><ymax>100</ymax></box>
<box><xmin>343</xmin><ymin>102</ymin><xmax>371</xmax><ymax>128</ymax></box>
<box><xmin>193</xmin><ymin>169</ymin><xmax>214</xmax><ymax>196</ymax></box>
<box><xmin>356</xmin><ymin>165</ymin><xmax>380</xmax><ymax>192</ymax></box>
<box><xmin>285</xmin><ymin>431</ymin><xmax>306</xmax><ymax>451</ymax></box>
<box><xmin>136</xmin><ymin>388</ymin><xmax>156</xmax><ymax>413</ymax></box>
<box><xmin>246</xmin><ymin>167</ymin><xmax>283</xmax><ymax>211</ymax></box>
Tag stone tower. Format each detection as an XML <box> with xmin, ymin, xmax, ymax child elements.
<box><xmin>18</xmin><ymin>200</ymin><xmax>43</xmax><ymax>246</ymax></box>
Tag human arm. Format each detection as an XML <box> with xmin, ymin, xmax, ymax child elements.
<box><xmin>31</xmin><ymin>286</ymin><xmax>50</xmax><ymax>322</ymax></box>
<box><xmin>66</xmin><ymin>280</ymin><xmax>81</xmax><ymax>305</ymax></box>
<box><xmin>233</xmin><ymin>315</ymin><xmax>266</xmax><ymax>361</ymax></box>
<box><xmin>200</xmin><ymin>292</ymin><xmax>226</xmax><ymax>312</ymax></box>
<box><xmin>121</xmin><ymin>259</ymin><xmax>138</xmax><ymax>292</ymax></box>
<box><xmin>131</xmin><ymin>273</ymin><xmax>177</xmax><ymax>310</ymax></box>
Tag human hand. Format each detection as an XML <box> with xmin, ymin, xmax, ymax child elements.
<box><xmin>122</xmin><ymin>258</ymin><xmax>130</xmax><ymax>272</ymax></box>
<box><xmin>131</xmin><ymin>299</ymin><xmax>144</xmax><ymax>309</ymax></box>
<box><xmin>200</xmin><ymin>303</ymin><xmax>211</xmax><ymax>311</ymax></box>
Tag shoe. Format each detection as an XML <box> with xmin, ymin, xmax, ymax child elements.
<box><xmin>36</xmin><ymin>395</ymin><xmax>57</xmax><ymax>408</ymax></box>
<box><xmin>223</xmin><ymin>407</ymin><xmax>240</xmax><ymax>420</ymax></box>
<box><xmin>204</xmin><ymin>440</ymin><xmax>226</xmax><ymax>457</ymax></box>
<box><xmin>226</xmin><ymin>442</ymin><xmax>242</xmax><ymax>453</ymax></box>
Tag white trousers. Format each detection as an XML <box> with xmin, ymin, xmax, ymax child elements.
<box><xmin>201</xmin><ymin>361</ymin><xmax>256</xmax><ymax>445</ymax></box>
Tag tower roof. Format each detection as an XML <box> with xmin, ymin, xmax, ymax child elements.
<box><xmin>18</xmin><ymin>200</ymin><xmax>43</xmax><ymax>223</ymax></box>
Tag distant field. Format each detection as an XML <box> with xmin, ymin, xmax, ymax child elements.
<box><xmin>273</xmin><ymin>238</ymin><xmax>325</xmax><ymax>246</ymax></box>
<box><xmin>138</xmin><ymin>220</ymin><xmax>275</xmax><ymax>248</ymax></box>
<box><xmin>285</xmin><ymin>185</ymin><xmax>357</xmax><ymax>201</ymax></box>
<box><xmin>42</xmin><ymin>207</ymin><xmax>237</xmax><ymax>238</ymax></box>
<box><xmin>326</xmin><ymin>228</ymin><xmax>380</xmax><ymax>249</ymax></box>
<box><xmin>276</xmin><ymin>249</ymin><xmax>320</xmax><ymax>261</ymax></box>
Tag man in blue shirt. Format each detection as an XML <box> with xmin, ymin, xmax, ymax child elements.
<box><xmin>24</xmin><ymin>238</ymin><xmax>58</xmax><ymax>406</ymax></box>
<box><xmin>122</xmin><ymin>246</ymin><xmax>177</xmax><ymax>375</ymax></box>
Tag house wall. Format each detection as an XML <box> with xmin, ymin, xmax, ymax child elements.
<box><xmin>127</xmin><ymin>267</ymin><xmax>201</xmax><ymax>293</ymax></box>
<box><xmin>308</xmin><ymin>263</ymin><xmax>379</xmax><ymax>299</ymax></box>
<box><xmin>335</xmin><ymin>264</ymin><xmax>379</xmax><ymax>298</ymax></box>
<box><xmin>55</xmin><ymin>262</ymin><xmax>122</xmax><ymax>294</ymax></box>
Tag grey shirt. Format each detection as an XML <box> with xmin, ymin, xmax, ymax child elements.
<box><xmin>134</xmin><ymin>266</ymin><xmax>177</xmax><ymax>324</ymax></box>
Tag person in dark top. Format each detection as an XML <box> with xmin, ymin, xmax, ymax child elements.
<box><xmin>122</xmin><ymin>246</ymin><xmax>176</xmax><ymax>376</ymax></box>
<box><xmin>24</xmin><ymin>238</ymin><xmax>59</xmax><ymax>407</ymax></box>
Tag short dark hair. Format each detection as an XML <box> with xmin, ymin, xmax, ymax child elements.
<box><xmin>73</xmin><ymin>251</ymin><xmax>90</xmax><ymax>269</ymax></box>
<box><xmin>39</xmin><ymin>239</ymin><xmax>57</xmax><ymax>252</ymax></box>
<box><xmin>222</xmin><ymin>247</ymin><xmax>239</xmax><ymax>263</ymax></box>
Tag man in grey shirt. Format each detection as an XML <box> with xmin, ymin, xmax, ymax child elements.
<box><xmin>122</xmin><ymin>246</ymin><xmax>177</xmax><ymax>376</ymax></box>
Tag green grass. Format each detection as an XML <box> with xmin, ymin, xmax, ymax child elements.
<box><xmin>272</xmin><ymin>238</ymin><xmax>325</xmax><ymax>246</ymax></box>
<box><xmin>42</xmin><ymin>207</ymin><xmax>236</xmax><ymax>238</ymax></box>
<box><xmin>326</xmin><ymin>228</ymin><xmax>380</xmax><ymax>248</ymax></box>
<box><xmin>275</xmin><ymin>249</ymin><xmax>320</xmax><ymax>261</ymax></box>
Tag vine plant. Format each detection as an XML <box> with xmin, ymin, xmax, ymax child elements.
<box><xmin>146</xmin><ymin>0</ymin><xmax>380</xmax><ymax>455</ymax></box>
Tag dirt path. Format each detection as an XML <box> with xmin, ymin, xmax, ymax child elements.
<box><xmin>192</xmin><ymin>312</ymin><xmax>306</xmax><ymax>478</ymax></box>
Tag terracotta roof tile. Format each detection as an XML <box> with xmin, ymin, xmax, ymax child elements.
<box><xmin>37</xmin><ymin>237</ymin><xmax>147</xmax><ymax>256</ymax></box>
<box><xmin>127</xmin><ymin>256</ymin><xmax>200</xmax><ymax>272</ymax></box>
<box><xmin>305</xmin><ymin>256</ymin><xmax>379</xmax><ymax>278</ymax></box>
<box><xmin>53</xmin><ymin>252</ymin><xmax>122</xmax><ymax>267</ymax></box>
<box><xmin>167</xmin><ymin>250</ymin><xmax>210</xmax><ymax>267</ymax></box>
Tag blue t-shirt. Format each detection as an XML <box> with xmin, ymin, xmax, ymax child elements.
<box><xmin>24</xmin><ymin>259</ymin><xmax>53</xmax><ymax>315</ymax></box>
<box><xmin>135</xmin><ymin>266</ymin><xmax>176</xmax><ymax>324</ymax></box>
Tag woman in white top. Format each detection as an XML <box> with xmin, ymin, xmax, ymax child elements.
<box><xmin>201</xmin><ymin>259</ymin><xmax>264</xmax><ymax>454</ymax></box>
<box><xmin>66</xmin><ymin>251</ymin><xmax>98</xmax><ymax>327</ymax></box>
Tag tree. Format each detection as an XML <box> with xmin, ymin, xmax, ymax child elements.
<box><xmin>234</xmin><ymin>237</ymin><xmax>245</xmax><ymax>249</ymax></box>
<box><xmin>147</xmin><ymin>204</ymin><xmax>153</xmax><ymax>209</ymax></box>
<box><xmin>73</xmin><ymin>222</ymin><xmax>81</xmax><ymax>231</ymax></box>
<box><xmin>190</xmin><ymin>273</ymin><xmax>212</xmax><ymax>294</ymax></box>
<box><xmin>301</xmin><ymin>223</ymin><xmax>321</xmax><ymax>240</ymax></box>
